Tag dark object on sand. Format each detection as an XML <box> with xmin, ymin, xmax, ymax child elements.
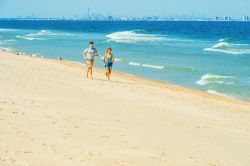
<box><xmin>58</xmin><ymin>57</ymin><xmax>63</xmax><ymax>60</ymax></box>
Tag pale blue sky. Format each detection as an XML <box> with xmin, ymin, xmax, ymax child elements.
<box><xmin>0</xmin><ymin>0</ymin><xmax>250</xmax><ymax>18</ymax></box>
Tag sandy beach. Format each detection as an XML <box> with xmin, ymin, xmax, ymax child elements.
<box><xmin>0</xmin><ymin>51</ymin><xmax>250</xmax><ymax>166</ymax></box>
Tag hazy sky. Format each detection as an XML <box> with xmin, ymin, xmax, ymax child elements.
<box><xmin>0</xmin><ymin>0</ymin><xmax>250</xmax><ymax>18</ymax></box>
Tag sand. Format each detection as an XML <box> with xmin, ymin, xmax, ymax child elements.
<box><xmin>0</xmin><ymin>51</ymin><xmax>250</xmax><ymax>166</ymax></box>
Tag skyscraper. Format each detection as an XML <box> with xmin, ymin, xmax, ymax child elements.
<box><xmin>243</xmin><ymin>16</ymin><xmax>249</xmax><ymax>21</ymax></box>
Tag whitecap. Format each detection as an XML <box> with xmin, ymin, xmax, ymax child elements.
<box><xmin>212</xmin><ymin>42</ymin><xmax>231</xmax><ymax>49</ymax></box>
<box><xmin>207</xmin><ymin>90</ymin><xmax>227</xmax><ymax>97</ymax></box>
<box><xmin>0</xmin><ymin>28</ymin><xmax>18</xmax><ymax>32</ymax></box>
<box><xmin>26</xmin><ymin>30</ymin><xmax>73</xmax><ymax>37</ymax></box>
<box><xmin>16</xmin><ymin>35</ymin><xmax>45</xmax><ymax>41</ymax></box>
<box><xmin>4</xmin><ymin>39</ymin><xmax>16</xmax><ymax>42</ymax></box>
<box><xmin>129</xmin><ymin>61</ymin><xmax>141</xmax><ymax>66</ymax></box>
<box><xmin>196</xmin><ymin>73</ymin><xmax>234</xmax><ymax>86</ymax></box>
<box><xmin>142</xmin><ymin>64</ymin><xmax>165</xmax><ymax>69</ymax></box>
<box><xmin>106</xmin><ymin>30</ymin><xmax>166</xmax><ymax>43</ymax></box>
<box><xmin>110</xmin><ymin>58</ymin><xmax>125</xmax><ymax>62</ymax></box>
<box><xmin>204</xmin><ymin>39</ymin><xmax>250</xmax><ymax>55</ymax></box>
<box><xmin>0</xmin><ymin>47</ymin><xmax>13</xmax><ymax>52</ymax></box>
<box><xmin>129</xmin><ymin>61</ymin><xmax>164</xmax><ymax>70</ymax></box>
<box><xmin>204</xmin><ymin>47</ymin><xmax>250</xmax><ymax>55</ymax></box>
<box><xmin>129</xmin><ymin>61</ymin><xmax>196</xmax><ymax>71</ymax></box>
<box><xmin>114</xmin><ymin>58</ymin><xmax>123</xmax><ymax>62</ymax></box>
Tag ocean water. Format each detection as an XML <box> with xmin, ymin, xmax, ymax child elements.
<box><xmin>0</xmin><ymin>20</ymin><xmax>250</xmax><ymax>100</ymax></box>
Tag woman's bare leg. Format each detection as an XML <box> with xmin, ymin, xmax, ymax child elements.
<box><xmin>109</xmin><ymin>69</ymin><xmax>112</xmax><ymax>80</ymax></box>
<box><xmin>107</xmin><ymin>69</ymin><xmax>111</xmax><ymax>80</ymax></box>
<box><xmin>105</xmin><ymin>69</ymin><xmax>109</xmax><ymax>80</ymax></box>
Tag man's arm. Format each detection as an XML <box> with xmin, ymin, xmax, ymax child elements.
<box><xmin>83</xmin><ymin>49</ymin><xmax>87</xmax><ymax>59</ymax></box>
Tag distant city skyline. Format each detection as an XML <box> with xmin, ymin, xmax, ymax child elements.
<box><xmin>0</xmin><ymin>0</ymin><xmax>250</xmax><ymax>18</ymax></box>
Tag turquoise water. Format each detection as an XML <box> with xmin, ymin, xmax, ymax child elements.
<box><xmin>0</xmin><ymin>21</ymin><xmax>250</xmax><ymax>100</ymax></box>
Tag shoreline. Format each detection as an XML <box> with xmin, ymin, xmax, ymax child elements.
<box><xmin>1</xmin><ymin>49</ymin><xmax>249</xmax><ymax>104</ymax></box>
<box><xmin>1</xmin><ymin>50</ymin><xmax>250</xmax><ymax>165</ymax></box>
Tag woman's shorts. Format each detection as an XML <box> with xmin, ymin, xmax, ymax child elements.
<box><xmin>105</xmin><ymin>62</ymin><xmax>113</xmax><ymax>69</ymax></box>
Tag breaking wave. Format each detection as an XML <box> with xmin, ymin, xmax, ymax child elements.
<box><xmin>0</xmin><ymin>47</ymin><xmax>13</xmax><ymax>52</ymax></box>
<box><xmin>16</xmin><ymin>35</ymin><xmax>45</xmax><ymax>41</ymax></box>
<box><xmin>106</xmin><ymin>30</ymin><xmax>166</xmax><ymax>43</ymax></box>
<box><xmin>0</xmin><ymin>28</ymin><xmax>18</xmax><ymax>32</ymax></box>
<box><xmin>129</xmin><ymin>61</ymin><xmax>196</xmax><ymax>71</ymax></box>
<box><xmin>204</xmin><ymin>38</ymin><xmax>250</xmax><ymax>55</ymax></box>
<box><xmin>26</xmin><ymin>30</ymin><xmax>72</xmax><ymax>37</ymax></box>
<box><xmin>196</xmin><ymin>73</ymin><xmax>234</xmax><ymax>86</ymax></box>
<box><xmin>207</xmin><ymin>89</ymin><xmax>228</xmax><ymax>97</ymax></box>
<box><xmin>14</xmin><ymin>30</ymin><xmax>74</xmax><ymax>41</ymax></box>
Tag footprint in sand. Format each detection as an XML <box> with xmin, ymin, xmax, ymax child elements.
<box><xmin>100</xmin><ymin>135</ymin><xmax>109</xmax><ymax>139</ymax></box>
<box><xmin>131</xmin><ymin>146</ymin><xmax>140</xmax><ymax>150</ymax></box>
<box><xmin>62</xmin><ymin>133</ymin><xmax>71</xmax><ymax>139</ymax></box>
<box><xmin>120</xmin><ymin>140</ymin><xmax>128</xmax><ymax>144</ymax></box>
<box><xmin>24</xmin><ymin>151</ymin><xmax>33</xmax><ymax>154</ymax></box>
<box><xmin>188</xmin><ymin>156</ymin><xmax>198</xmax><ymax>164</ymax></box>
<box><xmin>149</xmin><ymin>152</ymin><xmax>168</xmax><ymax>162</ymax></box>
<box><xmin>74</xmin><ymin>125</ymin><xmax>80</xmax><ymax>129</ymax></box>
<box><xmin>115</xmin><ymin>160</ymin><xmax>126</xmax><ymax>166</ymax></box>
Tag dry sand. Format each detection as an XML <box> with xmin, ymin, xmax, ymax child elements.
<box><xmin>0</xmin><ymin>51</ymin><xmax>250</xmax><ymax>166</ymax></box>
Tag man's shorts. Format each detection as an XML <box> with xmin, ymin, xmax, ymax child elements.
<box><xmin>86</xmin><ymin>59</ymin><xmax>94</xmax><ymax>68</ymax></box>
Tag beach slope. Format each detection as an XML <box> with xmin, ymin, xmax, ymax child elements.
<box><xmin>0</xmin><ymin>51</ymin><xmax>250</xmax><ymax>166</ymax></box>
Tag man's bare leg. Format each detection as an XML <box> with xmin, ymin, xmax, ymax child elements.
<box><xmin>90</xmin><ymin>67</ymin><xmax>93</xmax><ymax>79</ymax></box>
<box><xmin>86</xmin><ymin>68</ymin><xmax>90</xmax><ymax>78</ymax></box>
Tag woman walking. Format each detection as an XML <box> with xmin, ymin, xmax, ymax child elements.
<box><xmin>103</xmin><ymin>48</ymin><xmax>115</xmax><ymax>80</ymax></box>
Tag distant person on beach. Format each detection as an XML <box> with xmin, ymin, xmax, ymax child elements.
<box><xmin>103</xmin><ymin>48</ymin><xmax>115</xmax><ymax>80</ymax></box>
<box><xmin>83</xmin><ymin>41</ymin><xmax>98</xmax><ymax>79</ymax></box>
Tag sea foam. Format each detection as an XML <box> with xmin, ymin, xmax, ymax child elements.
<box><xmin>129</xmin><ymin>61</ymin><xmax>196</xmax><ymax>71</ymax></box>
<box><xmin>26</xmin><ymin>30</ymin><xmax>72</xmax><ymax>37</ymax></box>
<box><xmin>204</xmin><ymin>39</ymin><xmax>250</xmax><ymax>55</ymax></box>
<box><xmin>0</xmin><ymin>28</ymin><xmax>18</xmax><ymax>32</ymax></box>
<box><xmin>0</xmin><ymin>47</ymin><xmax>13</xmax><ymax>52</ymax></box>
<box><xmin>16</xmin><ymin>35</ymin><xmax>45</xmax><ymax>41</ymax></box>
<box><xmin>196</xmin><ymin>73</ymin><xmax>234</xmax><ymax>86</ymax></box>
<box><xmin>106</xmin><ymin>30</ymin><xmax>166</xmax><ymax>43</ymax></box>
<box><xmin>207</xmin><ymin>89</ymin><xmax>227</xmax><ymax>97</ymax></box>
<box><xmin>129</xmin><ymin>61</ymin><xmax>164</xmax><ymax>69</ymax></box>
